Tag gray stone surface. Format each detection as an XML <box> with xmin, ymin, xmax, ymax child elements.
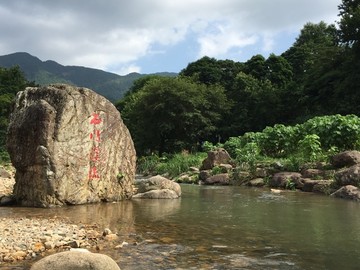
<box><xmin>30</xmin><ymin>250</ymin><xmax>120</xmax><ymax>270</ymax></box>
<box><xmin>134</xmin><ymin>175</ymin><xmax>181</xmax><ymax>199</ymax></box>
<box><xmin>7</xmin><ymin>84</ymin><xmax>136</xmax><ymax>207</ymax></box>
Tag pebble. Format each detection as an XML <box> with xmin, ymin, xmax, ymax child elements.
<box><xmin>0</xmin><ymin>217</ymin><xmax>107</xmax><ymax>265</ymax></box>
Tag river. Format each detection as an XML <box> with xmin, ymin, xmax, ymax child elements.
<box><xmin>2</xmin><ymin>184</ymin><xmax>360</xmax><ymax>269</ymax></box>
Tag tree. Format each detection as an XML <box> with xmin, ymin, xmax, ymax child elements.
<box><xmin>338</xmin><ymin>0</ymin><xmax>360</xmax><ymax>51</ymax></box>
<box><xmin>0</xmin><ymin>66</ymin><xmax>35</xmax><ymax>161</ymax></box>
<box><xmin>282</xmin><ymin>22</ymin><xmax>338</xmax><ymax>82</ymax></box>
<box><xmin>119</xmin><ymin>77</ymin><xmax>230</xmax><ymax>155</ymax></box>
<box><xmin>264</xmin><ymin>54</ymin><xmax>293</xmax><ymax>88</ymax></box>
<box><xmin>179</xmin><ymin>56</ymin><xmax>243</xmax><ymax>89</ymax></box>
<box><xmin>243</xmin><ymin>54</ymin><xmax>267</xmax><ymax>80</ymax></box>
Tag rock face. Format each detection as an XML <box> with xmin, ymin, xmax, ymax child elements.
<box><xmin>30</xmin><ymin>250</ymin><xmax>121</xmax><ymax>270</ymax></box>
<box><xmin>6</xmin><ymin>84</ymin><xmax>136</xmax><ymax>207</ymax></box>
<box><xmin>133</xmin><ymin>175</ymin><xmax>181</xmax><ymax>199</ymax></box>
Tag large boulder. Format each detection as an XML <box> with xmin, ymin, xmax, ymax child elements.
<box><xmin>30</xmin><ymin>250</ymin><xmax>120</xmax><ymax>270</ymax></box>
<box><xmin>133</xmin><ymin>175</ymin><xmax>181</xmax><ymax>199</ymax></box>
<box><xmin>330</xmin><ymin>150</ymin><xmax>360</xmax><ymax>168</ymax></box>
<box><xmin>6</xmin><ymin>84</ymin><xmax>136</xmax><ymax>207</ymax></box>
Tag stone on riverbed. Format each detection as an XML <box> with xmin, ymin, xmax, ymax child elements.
<box><xmin>133</xmin><ymin>175</ymin><xmax>181</xmax><ymax>199</ymax></box>
<box><xmin>30</xmin><ymin>250</ymin><xmax>121</xmax><ymax>270</ymax></box>
<box><xmin>6</xmin><ymin>84</ymin><xmax>136</xmax><ymax>207</ymax></box>
<box><xmin>331</xmin><ymin>185</ymin><xmax>360</xmax><ymax>201</ymax></box>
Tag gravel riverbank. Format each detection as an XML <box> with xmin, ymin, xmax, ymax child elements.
<box><xmin>0</xmin><ymin>216</ymin><xmax>110</xmax><ymax>265</ymax></box>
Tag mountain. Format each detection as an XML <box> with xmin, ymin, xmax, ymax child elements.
<box><xmin>0</xmin><ymin>52</ymin><xmax>177</xmax><ymax>102</ymax></box>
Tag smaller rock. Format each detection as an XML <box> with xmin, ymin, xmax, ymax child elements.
<box><xmin>132</xmin><ymin>189</ymin><xmax>179</xmax><ymax>199</ymax></box>
<box><xmin>270</xmin><ymin>172</ymin><xmax>303</xmax><ymax>188</ymax></box>
<box><xmin>0</xmin><ymin>167</ymin><xmax>11</xmax><ymax>178</ymax></box>
<box><xmin>103</xmin><ymin>228</ymin><xmax>112</xmax><ymax>236</ymax></box>
<box><xmin>67</xmin><ymin>240</ymin><xmax>81</xmax><ymax>248</ymax></box>
<box><xmin>32</xmin><ymin>242</ymin><xmax>45</xmax><ymax>253</ymax></box>
<box><xmin>219</xmin><ymin>163</ymin><xmax>233</xmax><ymax>172</ymax></box>
<box><xmin>13</xmin><ymin>251</ymin><xmax>27</xmax><ymax>260</ymax></box>
<box><xmin>44</xmin><ymin>241</ymin><xmax>55</xmax><ymax>250</ymax></box>
<box><xmin>334</xmin><ymin>164</ymin><xmax>360</xmax><ymax>187</ymax></box>
<box><xmin>199</xmin><ymin>170</ymin><xmax>211</xmax><ymax>181</ymax></box>
<box><xmin>301</xmin><ymin>168</ymin><xmax>325</xmax><ymax>179</ymax></box>
<box><xmin>30</xmin><ymin>250</ymin><xmax>121</xmax><ymax>270</ymax></box>
<box><xmin>313</xmin><ymin>180</ymin><xmax>334</xmax><ymax>194</ymax></box>
<box><xmin>204</xmin><ymin>173</ymin><xmax>230</xmax><ymax>185</ymax></box>
<box><xmin>331</xmin><ymin>150</ymin><xmax>360</xmax><ymax>168</ymax></box>
<box><xmin>134</xmin><ymin>175</ymin><xmax>181</xmax><ymax>199</ymax></box>
<box><xmin>104</xmin><ymin>234</ymin><xmax>119</xmax><ymax>242</ymax></box>
<box><xmin>248</xmin><ymin>178</ymin><xmax>265</xmax><ymax>187</ymax></box>
<box><xmin>115</xmin><ymin>241</ymin><xmax>128</xmax><ymax>249</ymax></box>
<box><xmin>200</xmin><ymin>148</ymin><xmax>231</xmax><ymax>170</ymax></box>
<box><xmin>301</xmin><ymin>179</ymin><xmax>319</xmax><ymax>192</ymax></box>
<box><xmin>331</xmin><ymin>185</ymin><xmax>360</xmax><ymax>201</ymax></box>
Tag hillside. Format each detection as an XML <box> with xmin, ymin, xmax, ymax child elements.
<box><xmin>0</xmin><ymin>52</ymin><xmax>177</xmax><ymax>102</ymax></box>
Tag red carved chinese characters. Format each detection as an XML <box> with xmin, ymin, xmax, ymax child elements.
<box><xmin>89</xmin><ymin>113</ymin><xmax>102</xmax><ymax>179</ymax></box>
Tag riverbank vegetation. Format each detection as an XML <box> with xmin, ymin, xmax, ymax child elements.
<box><xmin>136</xmin><ymin>114</ymin><xmax>360</xmax><ymax>180</ymax></box>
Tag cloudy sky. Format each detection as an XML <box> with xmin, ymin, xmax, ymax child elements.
<box><xmin>0</xmin><ymin>0</ymin><xmax>342</xmax><ymax>75</ymax></box>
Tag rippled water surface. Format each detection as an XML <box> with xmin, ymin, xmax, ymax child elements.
<box><xmin>3</xmin><ymin>185</ymin><xmax>360</xmax><ymax>269</ymax></box>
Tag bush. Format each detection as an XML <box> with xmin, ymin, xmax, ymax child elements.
<box><xmin>299</xmin><ymin>114</ymin><xmax>360</xmax><ymax>151</ymax></box>
<box><xmin>218</xmin><ymin>114</ymin><xmax>360</xmax><ymax>169</ymax></box>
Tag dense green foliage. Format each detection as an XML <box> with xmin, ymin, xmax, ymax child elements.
<box><xmin>213</xmin><ymin>114</ymin><xmax>360</xmax><ymax>167</ymax></box>
<box><xmin>118</xmin><ymin>76</ymin><xmax>230</xmax><ymax>155</ymax></box>
<box><xmin>0</xmin><ymin>66</ymin><xmax>35</xmax><ymax>163</ymax></box>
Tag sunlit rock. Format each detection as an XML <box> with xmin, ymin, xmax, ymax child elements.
<box><xmin>7</xmin><ymin>84</ymin><xmax>136</xmax><ymax>207</ymax></box>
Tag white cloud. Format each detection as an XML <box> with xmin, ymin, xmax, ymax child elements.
<box><xmin>197</xmin><ymin>22</ymin><xmax>258</xmax><ymax>58</ymax></box>
<box><xmin>114</xmin><ymin>64</ymin><xmax>141</xmax><ymax>76</ymax></box>
<box><xmin>0</xmin><ymin>0</ymin><xmax>342</xmax><ymax>74</ymax></box>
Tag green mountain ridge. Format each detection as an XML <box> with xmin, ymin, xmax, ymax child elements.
<box><xmin>0</xmin><ymin>52</ymin><xmax>177</xmax><ymax>102</ymax></box>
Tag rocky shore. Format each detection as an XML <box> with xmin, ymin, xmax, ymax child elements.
<box><xmin>0</xmin><ymin>165</ymin><xmax>123</xmax><ymax>266</ymax></box>
<box><xmin>0</xmin><ymin>216</ymin><xmax>107</xmax><ymax>264</ymax></box>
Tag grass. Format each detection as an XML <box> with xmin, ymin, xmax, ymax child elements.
<box><xmin>137</xmin><ymin>151</ymin><xmax>207</xmax><ymax>178</ymax></box>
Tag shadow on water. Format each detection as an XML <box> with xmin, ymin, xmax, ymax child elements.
<box><xmin>2</xmin><ymin>184</ymin><xmax>360</xmax><ymax>269</ymax></box>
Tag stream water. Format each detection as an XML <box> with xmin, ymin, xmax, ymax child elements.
<box><xmin>2</xmin><ymin>184</ymin><xmax>360</xmax><ymax>269</ymax></box>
